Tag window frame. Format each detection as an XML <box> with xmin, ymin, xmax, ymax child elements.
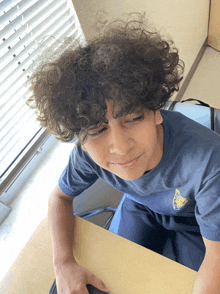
<box><xmin>0</xmin><ymin>0</ymin><xmax>86</xmax><ymax>224</ymax></box>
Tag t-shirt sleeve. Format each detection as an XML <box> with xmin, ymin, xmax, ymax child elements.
<box><xmin>58</xmin><ymin>145</ymin><xmax>99</xmax><ymax>197</ymax></box>
<box><xmin>195</xmin><ymin>153</ymin><xmax>220</xmax><ymax>241</ymax></box>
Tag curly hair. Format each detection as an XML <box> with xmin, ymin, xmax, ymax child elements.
<box><xmin>26</xmin><ymin>12</ymin><xmax>185</xmax><ymax>146</ymax></box>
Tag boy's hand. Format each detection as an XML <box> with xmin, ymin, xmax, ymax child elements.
<box><xmin>55</xmin><ymin>258</ymin><xmax>110</xmax><ymax>294</ymax></box>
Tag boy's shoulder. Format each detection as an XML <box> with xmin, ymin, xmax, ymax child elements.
<box><xmin>160</xmin><ymin>109</ymin><xmax>220</xmax><ymax>178</ymax></box>
<box><xmin>161</xmin><ymin>109</ymin><xmax>220</xmax><ymax>145</ymax></box>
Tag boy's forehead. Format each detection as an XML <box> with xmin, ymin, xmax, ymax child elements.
<box><xmin>105</xmin><ymin>99</ymin><xmax>143</xmax><ymax>116</ymax></box>
<box><xmin>105</xmin><ymin>100</ymin><xmax>118</xmax><ymax>114</ymax></box>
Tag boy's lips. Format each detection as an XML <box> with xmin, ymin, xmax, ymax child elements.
<box><xmin>112</xmin><ymin>154</ymin><xmax>142</xmax><ymax>165</ymax></box>
<box><xmin>116</xmin><ymin>159</ymin><xmax>136</xmax><ymax>165</ymax></box>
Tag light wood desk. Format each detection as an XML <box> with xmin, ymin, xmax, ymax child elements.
<box><xmin>0</xmin><ymin>216</ymin><xmax>197</xmax><ymax>294</ymax></box>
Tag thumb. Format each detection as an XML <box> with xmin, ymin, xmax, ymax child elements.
<box><xmin>88</xmin><ymin>276</ymin><xmax>110</xmax><ymax>293</ymax></box>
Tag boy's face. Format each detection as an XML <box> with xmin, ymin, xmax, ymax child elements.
<box><xmin>81</xmin><ymin>100</ymin><xmax>164</xmax><ymax>181</ymax></box>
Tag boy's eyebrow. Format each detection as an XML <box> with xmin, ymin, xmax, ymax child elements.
<box><xmin>88</xmin><ymin>119</ymin><xmax>109</xmax><ymax>131</ymax></box>
<box><xmin>94</xmin><ymin>119</ymin><xmax>109</xmax><ymax>128</ymax></box>
<box><xmin>89</xmin><ymin>109</ymin><xmax>144</xmax><ymax>130</ymax></box>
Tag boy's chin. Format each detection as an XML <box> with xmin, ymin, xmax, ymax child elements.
<box><xmin>115</xmin><ymin>171</ymin><xmax>144</xmax><ymax>181</ymax></box>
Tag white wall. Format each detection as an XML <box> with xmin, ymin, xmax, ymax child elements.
<box><xmin>72</xmin><ymin>0</ymin><xmax>210</xmax><ymax>101</ymax></box>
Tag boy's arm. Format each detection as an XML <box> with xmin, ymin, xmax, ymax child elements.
<box><xmin>48</xmin><ymin>184</ymin><xmax>76</xmax><ymax>265</ymax></box>
<box><xmin>48</xmin><ymin>184</ymin><xmax>110</xmax><ymax>294</ymax></box>
<box><xmin>192</xmin><ymin>237</ymin><xmax>220</xmax><ymax>294</ymax></box>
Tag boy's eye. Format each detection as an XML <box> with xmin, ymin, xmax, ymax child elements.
<box><xmin>89</xmin><ymin>127</ymin><xmax>107</xmax><ymax>137</ymax></box>
<box><xmin>127</xmin><ymin>115</ymin><xmax>144</xmax><ymax>122</ymax></box>
<box><xmin>89</xmin><ymin>115</ymin><xmax>144</xmax><ymax>137</ymax></box>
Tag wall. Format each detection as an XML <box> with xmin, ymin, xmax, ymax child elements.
<box><xmin>72</xmin><ymin>0</ymin><xmax>210</xmax><ymax>101</ymax></box>
<box><xmin>181</xmin><ymin>46</ymin><xmax>220</xmax><ymax>109</ymax></box>
<box><xmin>208</xmin><ymin>0</ymin><xmax>220</xmax><ymax>52</ymax></box>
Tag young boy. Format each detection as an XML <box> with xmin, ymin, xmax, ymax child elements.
<box><xmin>28</xmin><ymin>13</ymin><xmax>220</xmax><ymax>294</ymax></box>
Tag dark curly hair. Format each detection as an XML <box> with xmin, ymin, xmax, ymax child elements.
<box><xmin>26</xmin><ymin>12</ymin><xmax>185</xmax><ymax>146</ymax></box>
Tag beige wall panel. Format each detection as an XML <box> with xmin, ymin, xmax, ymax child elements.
<box><xmin>208</xmin><ymin>0</ymin><xmax>220</xmax><ymax>52</ymax></box>
<box><xmin>72</xmin><ymin>0</ymin><xmax>210</xmax><ymax>100</ymax></box>
<box><xmin>182</xmin><ymin>46</ymin><xmax>220</xmax><ymax>109</ymax></box>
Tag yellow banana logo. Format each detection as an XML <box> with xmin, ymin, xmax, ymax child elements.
<box><xmin>173</xmin><ymin>189</ymin><xmax>189</xmax><ymax>210</ymax></box>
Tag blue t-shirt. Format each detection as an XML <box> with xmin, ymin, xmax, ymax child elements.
<box><xmin>58</xmin><ymin>109</ymin><xmax>220</xmax><ymax>241</ymax></box>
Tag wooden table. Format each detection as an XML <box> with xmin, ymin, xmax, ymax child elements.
<box><xmin>0</xmin><ymin>216</ymin><xmax>197</xmax><ymax>293</ymax></box>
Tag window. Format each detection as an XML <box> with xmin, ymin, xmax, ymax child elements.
<box><xmin>0</xmin><ymin>0</ymin><xmax>86</xmax><ymax>224</ymax></box>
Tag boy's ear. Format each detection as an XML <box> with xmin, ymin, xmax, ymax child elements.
<box><xmin>81</xmin><ymin>145</ymin><xmax>87</xmax><ymax>152</ymax></box>
<box><xmin>155</xmin><ymin>109</ymin><xmax>163</xmax><ymax>125</ymax></box>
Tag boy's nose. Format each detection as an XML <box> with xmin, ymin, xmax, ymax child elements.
<box><xmin>109</xmin><ymin>126</ymin><xmax>134</xmax><ymax>155</ymax></box>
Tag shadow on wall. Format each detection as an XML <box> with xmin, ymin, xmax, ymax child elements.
<box><xmin>73</xmin><ymin>178</ymin><xmax>124</xmax><ymax>227</ymax></box>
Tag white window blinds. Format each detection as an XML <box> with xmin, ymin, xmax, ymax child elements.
<box><xmin>0</xmin><ymin>0</ymin><xmax>85</xmax><ymax>183</ymax></box>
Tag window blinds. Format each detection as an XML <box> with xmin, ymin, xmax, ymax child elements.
<box><xmin>0</xmin><ymin>0</ymin><xmax>85</xmax><ymax>182</ymax></box>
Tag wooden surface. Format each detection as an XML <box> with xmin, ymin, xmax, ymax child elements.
<box><xmin>208</xmin><ymin>0</ymin><xmax>220</xmax><ymax>52</ymax></box>
<box><xmin>0</xmin><ymin>217</ymin><xmax>55</xmax><ymax>294</ymax></box>
<box><xmin>0</xmin><ymin>216</ymin><xmax>197</xmax><ymax>293</ymax></box>
<box><xmin>73</xmin><ymin>216</ymin><xmax>197</xmax><ymax>294</ymax></box>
